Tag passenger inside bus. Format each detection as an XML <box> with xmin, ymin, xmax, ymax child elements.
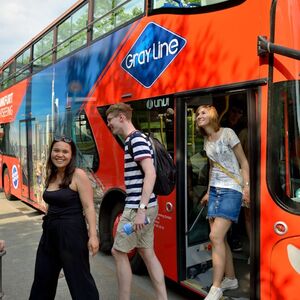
<box><xmin>163</xmin><ymin>107</ymin><xmax>175</xmax><ymax>157</ymax></box>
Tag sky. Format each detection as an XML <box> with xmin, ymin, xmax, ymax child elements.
<box><xmin>0</xmin><ymin>0</ymin><xmax>78</xmax><ymax>65</ymax></box>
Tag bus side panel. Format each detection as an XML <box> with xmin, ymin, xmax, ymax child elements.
<box><xmin>270</xmin><ymin>237</ymin><xmax>300</xmax><ymax>300</ymax></box>
<box><xmin>0</xmin><ymin>79</ymin><xmax>28</xmax><ymax>124</ymax></box>
<box><xmin>153</xmin><ymin>191</ymin><xmax>178</xmax><ymax>280</ymax></box>
<box><xmin>0</xmin><ymin>80</ymin><xmax>28</xmax><ymax>199</ymax></box>
<box><xmin>261</xmin><ymin>1</ymin><xmax>300</xmax><ymax>299</ymax></box>
<box><xmin>272</xmin><ymin>0</ymin><xmax>300</xmax><ymax>82</ymax></box>
<box><xmin>261</xmin><ymin>192</ymin><xmax>300</xmax><ymax>299</ymax></box>
<box><xmin>89</xmin><ymin>2</ymin><xmax>267</xmax><ymax>106</ymax></box>
<box><xmin>1</xmin><ymin>156</ymin><xmax>22</xmax><ymax>199</ymax></box>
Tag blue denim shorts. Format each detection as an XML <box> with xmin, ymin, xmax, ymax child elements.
<box><xmin>207</xmin><ymin>187</ymin><xmax>242</xmax><ymax>223</ymax></box>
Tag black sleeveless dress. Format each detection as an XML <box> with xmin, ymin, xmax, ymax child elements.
<box><xmin>44</xmin><ymin>187</ymin><xmax>83</xmax><ymax>216</ymax></box>
<box><xmin>29</xmin><ymin>187</ymin><xmax>100</xmax><ymax>300</ymax></box>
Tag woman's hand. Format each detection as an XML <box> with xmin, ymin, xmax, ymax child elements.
<box><xmin>88</xmin><ymin>235</ymin><xmax>99</xmax><ymax>257</ymax></box>
<box><xmin>200</xmin><ymin>192</ymin><xmax>209</xmax><ymax>206</ymax></box>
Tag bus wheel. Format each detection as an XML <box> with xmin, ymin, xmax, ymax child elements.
<box><xmin>3</xmin><ymin>169</ymin><xmax>15</xmax><ymax>201</ymax></box>
<box><xmin>111</xmin><ymin>203</ymin><xmax>147</xmax><ymax>275</ymax></box>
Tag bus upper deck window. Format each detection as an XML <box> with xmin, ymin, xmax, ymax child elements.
<box><xmin>152</xmin><ymin>0</ymin><xmax>232</xmax><ymax>9</ymax></box>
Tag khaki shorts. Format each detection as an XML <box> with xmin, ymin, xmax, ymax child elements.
<box><xmin>113</xmin><ymin>206</ymin><xmax>158</xmax><ymax>253</ymax></box>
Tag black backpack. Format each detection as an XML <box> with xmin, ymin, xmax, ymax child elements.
<box><xmin>128</xmin><ymin>133</ymin><xmax>176</xmax><ymax>196</ymax></box>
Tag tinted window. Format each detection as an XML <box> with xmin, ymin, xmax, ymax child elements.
<box><xmin>1</xmin><ymin>63</ymin><xmax>15</xmax><ymax>90</ymax></box>
<box><xmin>33</xmin><ymin>31</ymin><xmax>53</xmax><ymax>72</ymax></box>
<box><xmin>98</xmin><ymin>96</ymin><xmax>174</xmax><ymax>156</ymax></box>
<box><xmin>0</xmin><ymin>123</ymin><xmax>18</xmax><ymax>156</ymax></box>
<box><xmin>16</xmin><ymin>48</ymin><xmax>31</xmax><ymax>82</ymax></box>
<box><xmin>57</xmin><ymin>4</ymin><xmax>88</xmax><ymax>60</ymax></box>
<box><xmin>74</xmin><ymin>112</ymin><xmax>99</xmax><ymax>172</ymax></box>
<box><xmin>93</xmin><ymin>0</ymin><xmax>144</xmax><ymax>40</ymax></box>
<box><xmin>268</xmin><ymin>81</ymin><xmax>300</xmax><ymax>212</ymax></box>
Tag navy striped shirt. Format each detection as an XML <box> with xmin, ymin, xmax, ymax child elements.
<box><xmin>124</xmin><ymin>131</ymin><xmax>157</xmax><ymax>208</ymax></box>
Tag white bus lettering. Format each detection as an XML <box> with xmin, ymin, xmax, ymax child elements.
<box><xmin>146</xmin><ymin>98</ymin><xmax>169</xmax><ymax>109</ymax></box>
<box><xmin>0</xmin><ymin>93</ymin><xmax>13</xmax><ymax>107</ymax></box>
<box><xmin>125</xmin><ymin>39</ymin><xmax>179</xmax><ymax>69</ymax></box>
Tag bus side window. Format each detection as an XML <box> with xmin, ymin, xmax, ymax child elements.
<box><xmin>130</xmin><ymin>98</ymin><xmax>175</xmax><ymax>157</ymax></box>
<box><xmin>0</xmin><ymin>125</ymin><xmax>4</xmax><ymax>153</ymax></box>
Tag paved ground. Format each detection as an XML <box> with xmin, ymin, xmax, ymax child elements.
<box><xmin>0</xmin><ymin>194</ymin><xmax>198</xmax><ymax>300</ymax></box>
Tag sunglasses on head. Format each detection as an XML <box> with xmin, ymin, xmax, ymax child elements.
<box><xmin>54</xmin><ymin>135</ymin><xmax>72</xmax><ymax>143</ymax></box>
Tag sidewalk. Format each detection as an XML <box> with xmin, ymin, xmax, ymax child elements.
<box><xmin>0</xmin><ymin>194</ymin><xmax>192</xmax><ymax>300</ymax></box>
<box><xmin>0</xmin><ymin>196</ymin><xmax>42</xmax><ymax>225</ymax></box>
<box><xmin>0</xmin><ymin>195</ymin><xmax>71</xmax><ymax>300</ymax></box>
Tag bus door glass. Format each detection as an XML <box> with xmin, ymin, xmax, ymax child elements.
<box><xmin>19</xmin><ymin>118</ymin><xmax>36</xmax><ymax>201</ymax></box>
<box><xmin>182</xmin><ymin>91</ymin><xmax>250</xmax><ymax>299</ymax></box>
<box><xmin>184</xmin><ymin>97</ymin><xmax>211</xmax><ymax>293</ymax></box>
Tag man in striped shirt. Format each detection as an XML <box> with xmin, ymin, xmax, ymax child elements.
<box><xmin>106</xmin><ymin>103</ymin><xmax>168</xmax><ymax>300</ymax></box>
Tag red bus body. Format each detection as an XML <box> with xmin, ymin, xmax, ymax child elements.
<box><xmin>0</xmin><ymin>0</ymin><xmax>300</xmax><ymax>298</ymax></box>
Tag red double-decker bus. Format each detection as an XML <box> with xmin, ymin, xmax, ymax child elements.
<box><xmin>1</xmin><ymin>0</ymin><xmax>300</xmax><ymax>298</ymax></box>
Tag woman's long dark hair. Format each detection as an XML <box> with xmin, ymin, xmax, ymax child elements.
<box><xmin>45</xmin><ymin>138</ymin><xmax>77</xmax><ymax>188</ymax></box>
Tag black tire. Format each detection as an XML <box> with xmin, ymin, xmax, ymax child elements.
<box><xmin>108</xmin><ymin>201</ymin><xmax>124</xmax><ymax>249</ymax></box>
<box><xmin>3</xmin><ymin>169</ymin><xmax>16</xmax><ymax>201</ymax></box>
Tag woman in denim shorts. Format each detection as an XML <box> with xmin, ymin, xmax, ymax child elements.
<box><xmin>196</xmin><ymin>105</ymin><xmax>250</xmax><ymax>300</ymax></box>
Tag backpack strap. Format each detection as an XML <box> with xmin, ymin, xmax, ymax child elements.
<box><xmin>127</xmin><ymin>131</ymin><xmax>156</xmax><ymax>170</ymax></box>
<box><xmin>127</xmin><ymin>134</ymin><xmax>134</xmax><ymax>159</ymax></box>
<box><xmin>211</xmin><ymin>160</ymin><xmax>243</xmax><ymax>187</ymax></box>
<box><xmin>147</xmin><ymin>135</ymin><xmax>157</xmax><ymax>169</ymax></box>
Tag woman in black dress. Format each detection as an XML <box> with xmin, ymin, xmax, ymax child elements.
<box><xmin>29</xmin><ymin>136</ymin><xmax>100</xmax><ymax>300</ymax></box>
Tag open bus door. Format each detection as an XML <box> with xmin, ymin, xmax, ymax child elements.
<box><xmin>258</xmin><ymin>1</ymin><xmax>300</xmax><ymax>299</ymax></box>
<box><xmin>178</xmin><ymin>88</ymin><xmax>258</xmax><ymax>299</ymax></box>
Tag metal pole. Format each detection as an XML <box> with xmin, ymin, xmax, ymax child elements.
<box><xmin>185</xmin><ymin>205</ymin><xmax>205</xmax><ymax>235</ymax></box>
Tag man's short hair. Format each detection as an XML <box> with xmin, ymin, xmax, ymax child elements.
<box><xmin>106</xmin><ymin>103</ymin><xmax>133</xmax><ymax>120</ymax></box>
